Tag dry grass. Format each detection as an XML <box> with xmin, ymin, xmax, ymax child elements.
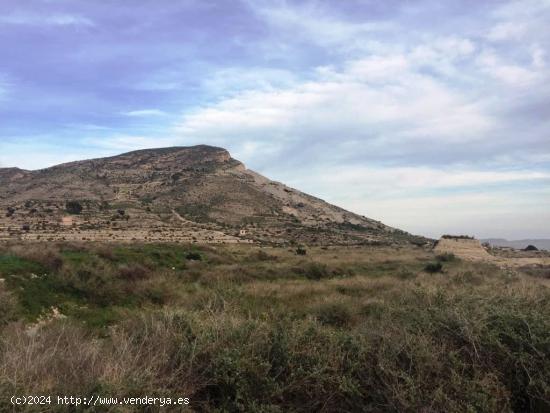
<box><xmin>0</xmin><ymin>242</ymin><xmax>548</xmax><ymax>412</ymax></box>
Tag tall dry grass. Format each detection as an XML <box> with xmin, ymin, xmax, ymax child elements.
<box><xmin>0</xmin><ymin>242</ymin><xmax>548</xmax><ymax>412</ymax></box>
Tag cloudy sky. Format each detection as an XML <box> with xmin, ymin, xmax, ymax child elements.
<box><xmin>1</xmin><ymin>0</ymin><xmax>549</xmax><ymax>239</ymax></box>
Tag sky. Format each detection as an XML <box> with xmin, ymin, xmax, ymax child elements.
<box><xmin>0</xmin><ymin>0</ymin><xmax>549</xmax><ymax>239</ymax></box>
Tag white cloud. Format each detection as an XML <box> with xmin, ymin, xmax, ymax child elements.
<box><xmin>123</xmin><ymin>109</ymin><xmax>168</xmax><ymax>117</ymax></box>
<box><xmin>203</xmin><ymin>67</ymin><xmax>297</xmax><ymax>95</ymax></box>
<box><xmin>487</xmin><ymin>22</ymin><xmax>527</xmax><ymax>41</ymax></box>
<box><xmin>173</xmin><ymin>53</ymin><xmax>494</xmax><ymax>155</ymax></box>
<box><xmin>279</xmin><ymin>165</ymin><xmax>550</xmax><ymax>239</ymax></box>
<box><xmin>4</xmin><ymin>0</ymin><xmax>547</xmax><ymax>239</ymax></box>
<box><xmin>531</xmin><ymin>45</ymin><xmax>546</xmax><ymax>69</ymax></box>
<box><xmin>0</xmin><ymin>83</ymin><xmax>7</xmax><ymax>101</ymax></box>
<box><xmin>310</xmin><ymin>166</ymin><xmax>550</xmax><ymax>192</ymax></box>
<box><xmin>477</xmin><ymin>51</ymin><xmax>543</xmax><ymax>86</ymax></box>
<box><xmin>248</xmin><ymin>0</ymin><xmax>395</xmax><ymax>51</ymax></box>
<box><xmin>350</xmin><ymin>190</ymin><xmax>550</xmax><ymax>239</ymax></box>
<box><xmin>0</xmin><ymin>13</ymin><xmax>94</xmax><ymax>27</ymax></box>
<box><xmin>84</xmin><ymin>135</ymin><xmax>174</xmax><ymax>151</ymax></box>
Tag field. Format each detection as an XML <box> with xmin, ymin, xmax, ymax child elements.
<box><xmin>0</xmin><ymin>242</ymin><xmax>549</xmax><ymax>412</ymax></box>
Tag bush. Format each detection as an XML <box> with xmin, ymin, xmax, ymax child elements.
<box><xmin>185</xmin><ymin>252</ymin><xmax>202</xmax><ymax>261</ymax></box>
<box><xmin>254</xmin><ymin>250</ymin><xmax>277</xmax><ymax>261</ymax></box>
<box><xmin>442</xmin><ymin>234</ymin><xmax>474</xmax><ymax>239</ymax></box>
<box><xmin>436</xmin><ymin>252</ymin><xmax>456</xmax><ymax>262</ymax></box>
<box><xmin>305</xmin><ymin>263</ymin><xmax>329</xmax><ymax>280</ymax></box>
<box><xmin>7</xmin><ymin>244</ymin><xmax>63</xmax><ymax>271</ymax></box>
<box><xmin>65</xmin><ymin>201</ymin><xmax>83</xmax><ymax>215</ymax></box>
<box><xmin>424</xmin><ymin>261</ymin><xmax>443</xmax><ymax>273</ymax></box>
<box><xmin>117</xmin><ymin>263</ymin><xmax>150</xmax><ymax>280</ymax></box>
<box><xmin>295</xmin><ymin>247</ymin><xmax>307</xmax><ymax>256</ymax></box>
<box><xmin>315</xmin><ymin>302</ymin><xmax>352</xmax><ymax>327</ymax></box>
<box><xmin>0</xmin><ymin>286</ymin><xmax>18</xmax><ymax>326</ymax></box>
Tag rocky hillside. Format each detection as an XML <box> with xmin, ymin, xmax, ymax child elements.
<box><xmin>0</xmin><ymin>145</ymin><xmax>425</xmax><ymax>245</ymax></box>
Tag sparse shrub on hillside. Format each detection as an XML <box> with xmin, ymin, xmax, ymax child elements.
<box><xmin>65</xmin><ymin>201</ymin><xmax>83</xmax><ymax>215</ymax></box>
<box><xmin>8</xmin><ymin>244</ymin><xmax>63</xmax><ymax>271</ymax></box>
<box><xmin>185</xmin><ymin>251</ymin><xmax>202</xmax><ymax>261</ymax></box>
<box><xmin>117</xmin><ymin>263</ymin><xmax>150</xmax><ymax>280</ymax></box>
<box><xmin>295</xmin><ymin>247</ymin><xmax>307</xmax><ymax>255</ymax></box>
<box><xmin>292</xmin><ymin>262</ymin><xmax>330</xmax><ymax>280</ymax></box>
<box><xmin>0</xmin><ymin>286</ymin><xmax>17</xmax><ymax>326</ymax></box>
<box><xmin>305</xmin><ymin>263</ymin><xmax>330</xmax><ymax>280</ymax></box>
<box><xmin>453</xmin><ymin>271</ymin><xmax>482</xmax><ymax>285</ymax></box>
<box><xmin>518</xmin><ymin>265</ymin><xmax>550</xmax><ymax>279</ymax></box>
<box><xmin>58</xmin><ymin>261</ymin><xmax>124</xmax><ymax>307</ymax></box>
<box><xmin>315</xmin><ymin>302</ymin><xmax>352</xmax><ymax>327</ymax></box>
<box><xmin>442</xmin><ymin>234</ymin><xmax>474</xmax><ymax>239</ymax></box>
<box><xmin>436</xmin><ymin>252</ymin><xmax>456</xmax><ymax>262</ymax></box>
<box><xmin>424</xmin><ymin>261</ymin><xmax>443</xmax><ymax>273</ymax></box>
<box><xmin>253</xmin><ymin>250</ymin><xmax>278</xmax><ymax>261</ymax></box>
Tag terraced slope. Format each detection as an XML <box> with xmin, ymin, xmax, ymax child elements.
<box><xmin>0</xmin><ymin>145</ymin><xmax>425</xmax><ymax>245</ymax></box>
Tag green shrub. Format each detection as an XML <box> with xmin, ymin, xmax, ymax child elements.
<box><xmin>0</xmin><ymin>286</ymin><xmax>18</xmax><ymax>326</ymax></box>
<box><xmin>117</xmin><ymin>263</ymin><xmax>150</xmax><ymax>280</ymax></box>
<box><xmin>424</xmin><ymin>261</ymin><xmax>443</xmax><ymax>273</ymax></box>
<box><xmin>436</xmin><ymin>252</ymin><xmax>456</xmax><ymax>262</ymax></box>
<box><xmin>315</xmin><ymin>302</ymin><xmax>352</xmax><ymax>327</ymax></box>
<box><xmin>185</xmin><ymin>252</ymin><xmax>202</xmax><ymax>261</ymax></box>
<box><xmin>254</xmin><ymin>250</ymin><xmax>277</xmax><ymax>261</ymax></box>
<box><xmin>305</xmin><ymin>263</ymin><xmax>329</xmax><ymax>280</ymax></box>
<box><xmin>0</xmin><ymin>254</ymin><xmax>46</xmax><ymax>276</ymax></box>
<box><xmin>65</xmin><ymin>201</ymin><xmax>83</xmax><ymax>215</ymax></box>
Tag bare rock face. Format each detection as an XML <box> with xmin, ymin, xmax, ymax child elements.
<box><xmin>0</xmin><ymin>145</ymin><xmax>424</xmax><ymax>245</ymax></box>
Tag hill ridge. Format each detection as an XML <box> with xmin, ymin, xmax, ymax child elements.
<box><xmin>0</xmin><ymin>146</ymin><xmax>426</xmax><ymax>245</ymax></box>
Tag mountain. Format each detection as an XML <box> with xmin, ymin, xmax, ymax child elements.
<box><xmin>0</xmin><ymin>145</ymin><xmax>425</xmax><ymax>245</ymax></box>
<box><xmin>481</xmin><ymin>238</ymin><xmax>550</xmax><ymax>251</ymax></box>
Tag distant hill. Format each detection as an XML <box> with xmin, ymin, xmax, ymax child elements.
<box><xmin>0</xmin><ymin>145</ymin><xmax>427</xmax><ymax>245</ymax></box>
<box><xmin>481</xmin><ymin>238</ymin><xmax>550</xmax><ymax>250</ymax></box>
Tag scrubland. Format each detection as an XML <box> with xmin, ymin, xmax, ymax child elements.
<box><xmin>0</xmin><ymin>242</ymin><xmax>548</xmax><ymax>412</ymax></box>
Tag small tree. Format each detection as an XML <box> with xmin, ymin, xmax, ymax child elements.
<box><xmin>66</xmin><ymin>201</ymin><xmax>83</xmax><ymax>215</ymax></box>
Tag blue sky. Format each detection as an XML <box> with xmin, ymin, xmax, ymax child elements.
<box><xmin>1</xmin><ymin>0</ymin><xmax>549</xmax><ymax>239</ymax></box>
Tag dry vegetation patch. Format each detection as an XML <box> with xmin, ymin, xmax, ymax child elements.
<box><xmin>0</xmin><ymin>242</ymin><xmax>548</xmax><ymax>412</ymax></box>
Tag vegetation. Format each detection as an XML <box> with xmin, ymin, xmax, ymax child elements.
<box><xmin>295</xmin><ymin>246</ymin><xmax>307</xmax><ymax>255</ymax></box>
<box><xmin>65</xmin><ymin>201</ymin><xmax>83</xmax><ymax>215</ymax></box>
<box><xmin>442</xmin><ymin>234</ymin><xmax>475</xmax><ymax>239</ymax></box>
<box><xmin>0</xmin><ymin>242</ymin><xmax>548</xmax><ymax>412</ymax></box>
<box><xmin>436</xmin><ymin>252</ymin><xmax>457</xmax><ymax>262</ymax></box>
